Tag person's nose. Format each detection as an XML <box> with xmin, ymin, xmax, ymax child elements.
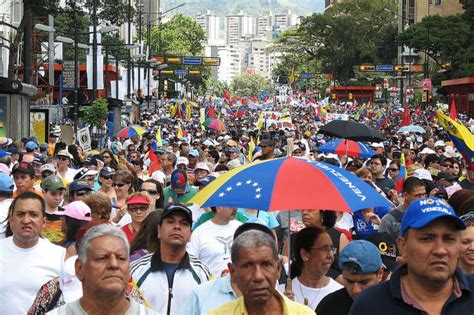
<box><xmin>433</xmin><ymin>238</ymin><xmax>449</xmax><ymax>256</ymax></box>
<box><xmin>252</xmin><ymin>265</ymin><xmax>265</xmax><ymax>282</ymax></box>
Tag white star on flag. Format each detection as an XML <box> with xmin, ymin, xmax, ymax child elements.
<box><xmin>255</xmin><ymin>194</ymin><xmax>262</xmax><ymax>199</ymax></box>
<box><xmin>256</xmin><ymin>188</ymin><xmax>261</xmax><ymax>192</ymax></box>
<box><xmin>252</xmin><ymin>182</ymin><xmax>259</xmax><ymax>187</ymax></box>
<box><xmin>226</xmin><ymin>187</ymin><xmax>233</xmax><ymax>192</ymax></box>
<box><xmin>246</xmin><ymin>180</ymin><xmax>252</xmax><ymax>185</ymax></box>
<box><xmin>236</xmin><ymin>182</ymin><xmax>242</xmax><ymax>186</ymax></box>
<box><xmin>219</xmin><ymin>192</ymin><xmax>225</xmax><ymax>198</ymax></box>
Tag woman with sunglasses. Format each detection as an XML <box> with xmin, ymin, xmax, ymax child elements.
<box><xmin>387</xmin><ymin>161</ymin><xmax>401</xmax><ymax>183</ymax></box>
<box><xmin>111</xmin><ymin>170</ymin><xmax>134</xmax><ymax>224</ymax></box>
<box><xmin>100</xmin><ymin>149</ymin><xmax>118</xmax><ymax>170</ymax></box>
<box><xmin>285</xmin><ymin>226</ymin><xmax>343</xmax><ymax>310</ymax></box>
<box><xmin>139</xmin><ymin>179</ymin><xmax>164</xmax><ymax>211</ymax></box>
<box><xmin>121</xmin><ymin>193</ymin><xmax>151</xmax><ymax>243</ymax></box>
<box><xmin>98</xmin><ymin>167</ymin><xmax>116</xmax><ymax>202</ymax></box>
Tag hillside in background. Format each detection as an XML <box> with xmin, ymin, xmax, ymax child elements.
<box><xmin>162</xmin><ymin>0</ymin><xmax>324</xmax><ymax>17</ymax></box>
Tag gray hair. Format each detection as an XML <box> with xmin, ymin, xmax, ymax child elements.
<box><xmin>77</xmin><ymin>224</ymin><xmax>130</xmax><ymax>262</ymax></box>
<box><xmin>166</xmin><ymin>152</ymin><xmax>177</xmax><ymax>167</ymax></box>
<box><xmin>231</xmin><ymin>230</ymin><xmax>278</xmax><ymax>264</ymax></box>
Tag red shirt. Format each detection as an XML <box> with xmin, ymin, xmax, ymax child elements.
<box><xmin>121</xmin><ymin>224</ymin><xmax>135</xmax><ymax>243</ymax></box>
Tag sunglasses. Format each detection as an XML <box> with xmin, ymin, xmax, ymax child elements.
<box><xmin>113</xmin><ymin>183</ymin><xmax>128</xmax><ymax>188</ymax></box>
<box><xmin>101</xmin><ymin>175</ymin><xmax>113</xmax><ymax>180</ymax></box>
<box><xmin>41</xmin><ymin>173</ymin><xmax>53</xmax><ymax>179</ymax></box>
<box><xmin>128</xmin><ymin>205</ymin><xmax>149</xmax><ymax>213</ymax></box>
<box><xmin>140</xmin><ymin>189</ymin><xmax>158</xmax><ymax>196</ymax></box>
<box><xmin>388</xmin><ymin>168</ymin><xmax>399</xmax><ymax>172</ymax></box>
<box><xmin>57</xmin><ymin>156</ymin><xmax>69</xmax><ymax>161</ymax></box>
<box><xmin>75</xmin><ymin>190</ymin><xmax>90</xmax><ymax>196</ymax></box>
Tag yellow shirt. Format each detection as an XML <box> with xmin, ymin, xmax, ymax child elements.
<box><xmin>208</xmin><ymin>290</ymin><xmax>314</xmax><ymax>315</ymax></box>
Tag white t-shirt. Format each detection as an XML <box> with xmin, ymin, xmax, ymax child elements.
<box><xmin>0</xmin><ymin>237</ymin><xmax>65</xmax><ymax>315</ymax></box>
<box><xmin>0</xmin><ymin>198</ymin><xmax>13</xmax><ymax>238</ymax></box>
<box><xmin>292</xmin><ymin>276</ymin><xmax>343</xmax><ymax>310</ymax></box>
<box><xmin>187</xmin><ymin>220</ymin><xmax>242</xmax><ymax>277</ymax></box>
<box><xmin>47</xmin><ymin>298</ymin><xmax>159</xmax><ymax>314</ymax></box>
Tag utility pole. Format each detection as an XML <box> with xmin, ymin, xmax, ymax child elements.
<box><xmin>127</xmin><ymin>0</ymin><xmax>132</xmax><ymax>99</ymax></box>
<box><xmin>23</xmin><ymin>1</ymin><xmax>32</xmax><ymax>84</ymax></box>
<box><xmin>92</xmin><ymin>0</ymin><xmax>98</xmax><ymax>101</ymax></box>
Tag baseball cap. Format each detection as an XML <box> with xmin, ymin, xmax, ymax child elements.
<box><xmin>100</xmin><ymin>167</ymin><xmax>116</xmax><ymax>177</ymax></box>
<box><xmin>176</xmin><ymin>156</ymin><xmax>189</xmax><ymax>166</ymax></box>
<box><xmin>0</xmin><ymin>150</ymin><xmax>11</xmax><ymax>158</ymax></box>
<box><xmin>69</xmin><ymin>180</ymin><xmax>93</xmax><ymax>193</ymax></box>
<box><xmin>40</xmin><ymin>164</ymin><xmax>56</xmax><ymax>174</ymax></box>
<box><xmin>259</xmin><ymin>138</ymin><xmax>274</xmax><ymax>147</ymax></box>
<box><xmin>0</xmin><ymin>137</ymin><xmax>13</xmax><ymax>147</ymax></box>
<box><xmin>420</xmin><ymin>147</ymin><xmax>436</xmax><ymax>155</ymax></box>
<box><xmin>437</xmin><ymin>171</ymin><xmax>457</xmax><ymax>181</ymax></box>
<box><xmin>424</xmin><ymin>154</ymin><xmax>441</xmax><ymax>165</ymax></box>
<box><xmin>56</xmin><ymin>201</ymin><xmax>92</xmax><ymax>221</ymax></box>
<box><xmin>194</xmin><ymin>162</ymin><xmax>210</xmax><ymax>173</ymax></box>
<box><xmin>196</xmin><ymin>175</ymin><xmax>216</xmax><ymax>188</ymax></box>
<box><xmin>83</xmin><ymin>157</ymin><xmax>98</xmax><ymax>167</ymax></box>
<box><xmin>170</xmin><ymin>169</ymin><xmax>188</xmax><ymax>194</ymax></box>
<box><xmin>12</xmin><ymin>162</ymin><xmax>35</xmax><ymax>177</ymax></box>
<box><xmin>7</xmin><ymin>147</ymin><xmax>19</xmax><ymax>155</ymax></box>
<box><xmin>339</xmin><ymin>240</ymin><xmax>383</xmax><ymax>274</ymax></box>
<box><xmin>56</xmin><ymin>150</ymin><xmax>73</xmax><ymax>160</ymax></box>
<box><xmin>413</xmin><ymin>168</ymin><xmax>433</xmax><ymax>181</ymax></box>
<box><xmin>366</xmin><ymin>232</ymin><xmax>398</xmax><ymax>271</ymax></box>
<box><xmin>0</xmin><ymin>172</ymin><xmax>14</xmax><ymax>192</ymax></box>
<box><xmin>126</xmin><ymin>195</ymin><xmax>150</xmax><ymax>205</ymax></box>
<box><xmin>41</xmin><ymin>175</ymin><xmax>66</xmax><ymax>192</ymax></box>
<box><xmin>74</xmin><ymin>168</ymin><xmax>99</xmax><ymax>181</ymax></box>
<box><xmin>228</xmin><ymin>147</ymin><xmax>240</xmax><ymax>154</ymax></box>
<box><xmin>189</xmin><ymin>149</ymin><xmax>199</xmax><ymax>157</ymax></box>
<box><xmin>32</xmin><ymin>156</ymin><xmax>46</xmax><ymax>165</ymax></box>
<box><xmin>160</xmin><ymin>203</ymin><xmax>193</xmax><ymax>225</ymax></box>
<box><xmin>400</xmin><ymin>197</ymin><xmax>466</xmax><ymax>236</ymax></box>
<box><xmin>434</xmin><ymin>140</ymin><xmax>446</xmax><ymax>147</ymax></box>
<box><xmin>25</xmin><ymin>141</ymin><xmax>38</xmax><ymax>151</ymax></box>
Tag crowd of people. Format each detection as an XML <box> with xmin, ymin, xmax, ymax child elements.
<box><xmin>0</xmin><ymin>96</ymin><xmax>473</xmax><ymax>314</ymax></box>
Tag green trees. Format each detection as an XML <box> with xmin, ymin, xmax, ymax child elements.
<box><xmin>148</xmin><ymin>14</ymin><xmax>206</xmax><ymax>56</ymax></box>
<box><xmin>230</xmin><ymin>74</ymin><xmax>272</xmax><ymax>97</ymax></box>
<box><xmin>83</xmin><ymin>98</ymin><xmax>108</xmax><ymax>128</ymax></box>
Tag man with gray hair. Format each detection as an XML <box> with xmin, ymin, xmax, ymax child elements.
<box><xmin>47</xmin><ymin>224</ymin><xmax>158</xmax><ymax>314</ymax></box>
<box><xmin>209</xmin><ymin>230</ymin><xmax>313</xmax><ymax>314</ymax></box>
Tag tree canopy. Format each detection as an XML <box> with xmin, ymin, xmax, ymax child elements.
<box><xmin>230</xmin><ymin>74</ymin><xmax>272</xmax><ymax>97</ymax></box>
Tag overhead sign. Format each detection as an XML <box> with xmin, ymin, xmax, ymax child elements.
<box><xmin>183</xmin><ymin>57</ymin><xmax>202</xmax><ymax>65</ymax></box>
<box><xmin>166</xmin><ymin>57</ymin><xmax>182</xmax><ymax>65</ymax></box>
<box><xmin>376</xmin><ymin>64</ymin><xmax>393</xmax><ymax>72</ymax></box>
<box><xmin>301</xmin><ymin>73</ymin><xmax>315</xmax><ymax>79</ymax></box>
<box><xmin>188</xmin><ymin>70</ymin><xmax>201</xmax><ymax>75</ymax></box>
<box><xmin>202</xmin><ymin>57</ymin><xmax>220</xmax><ymax>66</ymax></box>
<box><xmin>175</xmin><ymin>69</ymin><xmax>188</xmax><ymax>75</ymax></box>
<box><xmin>423</xmin><ymin>79</ymin><xmax>432</xmax><ymax>91</ymax></box>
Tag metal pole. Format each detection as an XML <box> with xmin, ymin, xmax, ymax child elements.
<box><xmin>48</xmin><ymin>15</ymin><xmax>55</xmax><ymax>87</ymax></box>
<box><xmin>23</xmin><ymin>4</ymin><xmax>32</xmax><ymax>84</ymax></box>
<box><xmin>92</xmin><ymin>0</ymin><xmax>98</xmax><ymax>101</ymax></box>
<box><xmin>138</xmin><ymin>2</ymin><xmax>142</xmax><ymax>106</ymax></box>
<box><xmin>105</xmin><ymin>45</ymin><xmax>109</xmax><ymax>98</ymax></box>
<box><xmin>157</xmin><ymin>0</ymin><xmax>161</xmax><ymax>100</ymax></box>
<box><xmin>147</xmin><ymin>0</ymin><xmax>152</xmax><ymax>109</ymax></box>
<box><xmin>127</xmin><ymin>0</ymin><xmax>131</xmax><ymax>99</ymax></box>
<box><xmin>115</xmin><ymin>50</ymin><xmax>119</xmax><ymax>100</ymax></box>
<box><xmin>74</xmin><ymin>26</ymin><xmax>79</xmax><ymax>134</ymax></box>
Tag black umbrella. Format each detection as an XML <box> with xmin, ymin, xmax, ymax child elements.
<box><xmin>318</xmin><ymin>120</ymin><xmax>386</xmax><ymax>142</ymax></box>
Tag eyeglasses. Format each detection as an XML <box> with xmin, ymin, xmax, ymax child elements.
<box><xmin>140</xmin><ymin>189</ymin><xmax>158</xmax><ymax>196</ymax></box>
<box><xmin>113</xmin><ymin>183</ymin><xmax>128</xmax><ymax>188</ymax></box>
<box><xmin>128</xmin><ymin>205</ymin><xmax>149</xmax><ymax>213</ymax></box>
<box><xmin>75</xmin><ymin>190</ymin><xmax>90</xmax><ymax>196</ymax></box>
<box><xmin>310</xmin><ymin>245</ymin><xmax>337</xmax><ymax>255</ymax></box>
<box><xmin>388</xmin><ymin>168</ymin><xmax>399</xmax><ymax>172</ymax></box>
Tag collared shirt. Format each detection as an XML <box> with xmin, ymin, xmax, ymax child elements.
<box><xmin>181</xmin><ymin>274</ymin><xmax>237</xmax><ymax>315</ymax></box>
<box><xmin>349</xmin><ymin>265</ymin><xmax>474</xmax><ymax>315</ymax></box>
<box><xmin>208</xmin><ymin>290</ymin><xmax>314</xmax><ymax>315</ymax></box>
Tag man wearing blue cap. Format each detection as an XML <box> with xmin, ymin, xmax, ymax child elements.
<box><xmin>350</xmin><ymin>197</ymin><xmax>474</xmax><ymax>315</ymax></box>
<box><xmin>316</xmin><ymin>240</ymin><xmax>383</xmax><ymax>315</ymax></box>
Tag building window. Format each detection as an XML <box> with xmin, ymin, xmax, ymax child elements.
<box><xmin>434</xmin><ymin>0</ymin><xmax>441</xmax><ymax>4</ymax></box>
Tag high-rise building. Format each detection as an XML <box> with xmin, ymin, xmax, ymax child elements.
<box><xmin>0</xmin><ymin>0</ymin><xmax>23</xmax><ymax>77</ymax></box>
<box><xmin>224</xmin><ymin>11</ymin><xmax>255</xmax><ymax>44</ymax></box>
<box><xmin>408</xmin><ymin>0</ymin><xmax>463</xmax><ymax>24</ymax></box>
<box><xmin>256</xmin><ymin>12</ymin><xmax>273</xmax><ymax>38</ymax></box>
<box><xmin>195</xmin><ymin>10</ymin><xmax>221</xmax><ymax>44</ymax></box>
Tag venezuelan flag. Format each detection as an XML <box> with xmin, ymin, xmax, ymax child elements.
<box><xmin>395</xmin><ymin>154</ymin><xmax>407</xmax><ymax>193</ymax></box>
<box><xmin>436</xmin><ymin>110</ymin><xmax>474</xmax><ymax>169</ymax></box>
<box><xmin>376</xmin><ymin>114</ymin><xmax>388</xmax><ymax>127</ymax></box>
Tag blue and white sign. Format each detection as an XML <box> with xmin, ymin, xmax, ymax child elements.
<box><xmin>175</xmin><ymin>69</ymin><xmax>188</xmax><ymax>75</ymax></box>
<box><xmin>182</xmin><ymin>57</ymin><xmax>202</xmax><ymax>65</ymax></box>
<box><xmin>376</xmin><ymin>64</ymin><xmax>394</xmax><ymax>72</ymax></box>
<box><xmin>301</xmin><ymin>73</ymin><xmax>315</xmax><ymax>79</ymax></box>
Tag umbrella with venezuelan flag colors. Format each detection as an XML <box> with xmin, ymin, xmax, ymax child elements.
<box><xmin>189</xmin><ymin>157</ymin><xmax>392</xmax><ymax>213</ymax></box>
<box><xmin>116</xmin><ymin>125</ymin><xmax>147</xmax><ymax>138</ymax></box>
<box><xmin>318</xmin><ymin>139</ymin><xmax>375</xmax><ymax>159</ymax></box>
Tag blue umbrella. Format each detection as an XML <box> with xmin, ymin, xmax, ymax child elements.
<box><xmin>398</xmin><ymin>124</ymin><xmax>426</xmax><ymax>134</ymax></box>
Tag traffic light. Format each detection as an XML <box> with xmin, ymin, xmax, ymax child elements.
<box><xmin>441</xmin><ymin>61</ymin><xmax>452</xmax><ymax>71</ymax></box>
<box><xmin>359</xmin><ymin>65</ymin><xmax>375</xmax><ymax>72</ymax></box>
<box><xmin>394</xmin><ymin>65</ymin><xmax>409</xmax><ymax>72</ymax></box>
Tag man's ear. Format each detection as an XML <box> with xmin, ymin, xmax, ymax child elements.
<box><xmin>75</xmin><ymin>258</ymin><xmax>84</xmax><ymax>282</ymax></box>
<box><xmin>397</xmin><ymin>234</ymin><xmax>407</xmax><ymax>259</ymax></box>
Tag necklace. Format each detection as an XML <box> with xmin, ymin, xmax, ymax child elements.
<box><xmin>297</xmin><ymin>277</ymin><xmax>323</xmax><ymax>307</ymax></box>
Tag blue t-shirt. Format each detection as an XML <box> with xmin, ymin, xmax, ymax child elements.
<box><xmin>353</xmin><ymin>211</ymin><xmax>379</xmax><ymax>240</ymax></box>
<box><xmin>238</xmin><ymin>209</ymin><xmax>280</xmax><ymax>229</ymax></box>
<box><xmin>163</xmin><ymin>262</ymin><xmax>180</xmax><ymax>286</ymax></box>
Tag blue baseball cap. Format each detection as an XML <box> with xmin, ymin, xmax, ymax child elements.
<box><xmin>69</xmin><ymin>180</ymin><xmax>92</xmax><ymax>193</ymax></box>
<box><xmin>189</xmin><ymin>149</ymin><xmax>199</xmax><ymax>157</ymax></box>
<box><xmin>25</xmin><ymin>141</ymin><xmax>38</xmax><ymax>151</ymax></box>
<box><xmin>339</xmin><ymin>240</ymin><xmax>383</xmax><ymax>274</ymax></box>
<box><xmin>0</xmin><ymin>173</ymin><xmax>14</xmax><ymax>192</ymax></box>
<box><xmin>0</xmin><ymin>150</ymin><xmax>11</xmax><ymax>158</ymax></box>
<box><xmin>400</xmin><ymin>197</ymin><xmax>466</xmax><ymax>236</ymax></box>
